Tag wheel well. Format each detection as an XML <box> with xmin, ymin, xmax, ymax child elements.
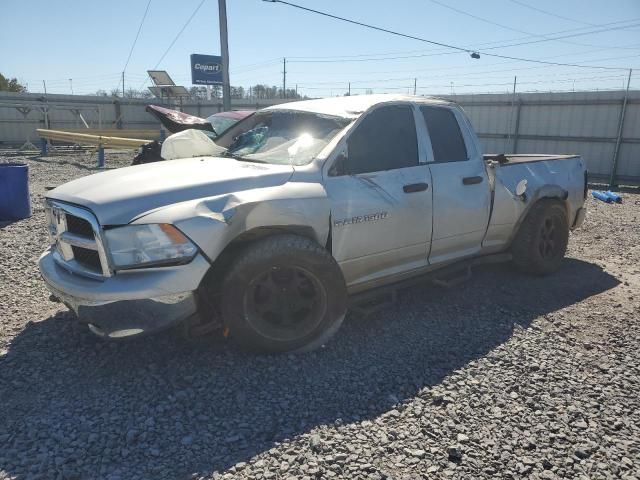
<box><xmin>508</xmin><ymin>196</ymin><xmax>568</xmax><ymax>248</ymax></box>
<box><xmin>198</xmin><ymin>226</ymin><xmax>320</xmax><ymax>293</ymax></box>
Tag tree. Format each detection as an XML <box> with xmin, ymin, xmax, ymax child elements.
<box><xmin>0</xmin><ymin>73</ymin><xmax>27</xmax><ymax>92</ymax></box>
<box><xmin>231</xmin><ymin>86</ymin><xmax>245</xmax><ymax>99</ymax></box>
<box><xmin>188</xmin><ymin>86</ymin><xmax>208</xmax><ymax>100</ymax></box>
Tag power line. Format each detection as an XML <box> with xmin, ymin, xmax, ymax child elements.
<box><xmin>287</xmin><ymin>18</ymin><xmax>640</xmax><ymax>63</ymax></box>
<box><xmin>480</xmin><ymin>22</ymin><xmax>640</xmax><ymax>52</ymax></box>
<box><xmin>508</xmin><ymin>0</ymin><xmax>597</xmax><ymax>27</ymax></box>
<box><xmin>118</xmin><ymin>0</ymin><xmax>152</xmax><ymax>95</ymax></box>
<box><xmin>262</xmin><ymin>0</ymin><xmax>472</xmax><ymax>53</ymax></box>
<box><xmin>153</xmin><ymin>0</ymin><xmax>206</xmax><ymax>69</ymax></box>
<box><xmin>286</xmin><ymin>51</ymin><xmax>640</xmax><ymax>81</ymax></box>
<box><xmin>138</xmin><ymin>0</ymin><xmax>207</xmax><ymax>89</ymax></box>
<box><xmin>122</xmin><ymin>0</ymin><xmax>152</xmax><ymax>73</ymax></box>
<box><xmin>263</xmin><ymin>0</ymin><xmax>635</xmax><ymax>70</ymax></box>
<box><xmin>293</xmin><ymin>71</ymin><xmax>628</xmax><ymax>87</ymax></box>
<box><xmin>426</xmin><ymin>0</ymin><xmax>628</xmax><ymax>50</ymax></box>
<box><xmin>286</xmin><ymin>21</ymin><xmax>640</xmax><ymax>64</ymax></box>
<box><xmin>285</xmin><ymin>45</ymin><xmax>640</xmax><ymax>81</ymax></box>
<box><xmin>296</xmin><ymin>73</ymin><xmax>626</xmax><ymax>89</ymax></box>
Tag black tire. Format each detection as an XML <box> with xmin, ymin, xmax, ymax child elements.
<box><xmin>220</xmin><ymin>234</ymin><xmax>347</xmax><ymax>353</ymax></box>
<box><xmin>511</xmin><ymin>199</ymin><xmax>569</xmax><ymax>275</ymax></box>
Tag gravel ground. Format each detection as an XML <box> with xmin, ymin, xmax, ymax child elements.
<box><xmin>1</xmin><ymin>150</ymin><xmax>639</xmax><ymax>480</ymax></box>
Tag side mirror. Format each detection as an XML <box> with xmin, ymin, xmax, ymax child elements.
<box><xmin>330</xmin><ymin>151</ymin><xmax>350</xmax><ymax>176</ymax></box>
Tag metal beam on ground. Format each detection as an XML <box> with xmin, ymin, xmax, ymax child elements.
<box><xmin>36</xmin><ymin>129</ymin><xmax>151</xmax><ymax>148</ymax></box>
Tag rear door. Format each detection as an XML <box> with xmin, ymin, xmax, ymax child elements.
<box><xmin>420</xmin><ymin>106</ymin><xmax>490</xmax><ymax>264</ymax></box>
<box><xmin>325</xmin><ymin>104</ymin><xmax>433</xmax><ymax>288</ymax></box>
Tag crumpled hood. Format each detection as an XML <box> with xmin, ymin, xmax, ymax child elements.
<box><xmin>47</xmin><ymin>157</ymin><xmax>294</xmax><ymax>225</ymax></box>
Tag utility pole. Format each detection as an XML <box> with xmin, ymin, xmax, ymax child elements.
<box><xmin>609</xmin><ymin>68</ymin><xmax>633</xmax><ymax>188</ymax></box>
<box><xmin>413</xmin><ymin>78</ymin><xmax>417</xmax><ymax>95</ymax></box>
<box><xmin>295</xmin><ymin>83</ymin><xmax>298</xmax><ymax>98</ymax></box>
<box><xmin>218</xmin><ymin>0</ymin><xmax>231</xmax><ymax>111</ymax></box>
<box><xmin>69</xmin><ymin>79</ymin><xmax>74</xmax><ymax>95</ymax></box>
<box><xmin>282</xmin><ymin>57</ymin><xmax>287</xmax><ymax>99</ymax></box>
<box><xmin>42</xmin><ymin>80</ymin><xmax>47</xmax><ymax>95</ymax></box>
<box><xmin>348</xmin><ymin>82</ymin><xmax>351</xmax><ymax>96</ymax></box>
<box><xmin>122</xmin><ymin>72</ymin><xmax>125</xmax><ymax>98</ymax></box>
<box><xmin>506</xmin><ymin>76</ymin><xmax>517</xmax><ymax>152</ymax></box>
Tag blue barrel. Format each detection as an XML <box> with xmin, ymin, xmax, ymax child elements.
<box><xmin>0</xmin><ymin>162</ymin><xmax>32</xmax><ymax>220</ymax></box>
<box><xmin>592</xmin><ymin>191</ymin><xmax>612</xmax><ymax>203</ymax></box>
<box><xmin>604</xmin><ymin>191</ymin><xmax>623</xmax><ymax>204</ymax></box>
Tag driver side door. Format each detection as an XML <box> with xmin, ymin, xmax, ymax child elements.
<box><xmin>324</xmin><ymin>104</ymin><xmax>433</xmax><ymax>290</ymax></box>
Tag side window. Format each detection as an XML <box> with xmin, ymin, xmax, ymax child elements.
<box><xmin>420</xmin><ymin>107</ymin><xmax>468</xmax><ymax>163</ymax></box>
<box><xmin>346</xmin><ymin>105</ymin><xmax>418</xmax><ymax>175</ymax></box>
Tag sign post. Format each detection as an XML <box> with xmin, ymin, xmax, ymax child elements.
<box><xmin>218</xmin><ymin>0</ymin><xmax>231</xmax><ymax>112</ymax></box>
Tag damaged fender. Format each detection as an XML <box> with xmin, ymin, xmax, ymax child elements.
<box><xmin>132</xmin><ymin>177</ymin><xmax>331</xmax><ymax>264</ymax></box>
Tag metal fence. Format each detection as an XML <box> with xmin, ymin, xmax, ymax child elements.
<box><xmin>447</xmin><ymin>90</ymin><xmax>640</xmax><ymax>184</ymax></box>
<box><xmin>1</xmin><ymin>89</ymin><xmax>638</xmax><ymax>183</ymax></box>
<box><xmin>0</xmin><ymin>91</ymin><xmax>287</xmax><ymax>146</ymax></box>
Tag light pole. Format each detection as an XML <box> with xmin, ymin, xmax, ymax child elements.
<box><xmin>69</xmin><ymin>78</ymin><xmax>74</xmax><ymax>95</ymax></box>
<box><xmin>218</xmin><ymin>0</ymin><xmax>231</xmax><ymax>111</ymax></box>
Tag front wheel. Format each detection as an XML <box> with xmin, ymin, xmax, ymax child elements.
<box><xmin>221</xmin><ymin>234</ymin><xmax>347</xmax><ymax>353</ymax></box>
<box><xmin>511</xmin><ymin>199</ymin><xmax>569</xmax><ymax>275</ymax></box>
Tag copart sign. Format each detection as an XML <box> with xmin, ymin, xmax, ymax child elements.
<box><xmin>190</xmin><ymin>54</ymin><xmax>223</xmax><ymax>85</ymax></box>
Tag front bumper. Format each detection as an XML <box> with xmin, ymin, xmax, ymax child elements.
<box><xmin>39</xmin><ymin>249</ymin><xmax>211</xmax><ymax>338</ymax></box>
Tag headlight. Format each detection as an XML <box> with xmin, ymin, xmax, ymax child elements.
<box><xmin>104</xmin><ymin>224</ymin><xmax>197</xmax><ymax>270</ymax></box>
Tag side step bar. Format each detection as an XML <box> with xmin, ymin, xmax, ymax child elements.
<box><xmin>349</xmin><ymin>252</ymin><xmax>512</xmax><ymax>316</ymax></box>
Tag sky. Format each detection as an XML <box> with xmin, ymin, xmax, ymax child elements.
<box><xmin>2</xmin><ymin>0</ymin><xmax>639</xmax><ymax>97</ymax></box>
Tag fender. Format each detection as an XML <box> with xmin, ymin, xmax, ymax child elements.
<box><xmin>133</xmin><ymin>181</ymin><xmax>331</xmax><ymax>264</ymax></box>
<box><xmin>506</xmin><ymin>184</ymin><xmax>568</xmax><ymax>248</ymax></box>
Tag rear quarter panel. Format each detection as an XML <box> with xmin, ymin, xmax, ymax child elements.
<box><xmin>482</xmin><ymin>157</ymin><xmax>586</xmax><ymax>252</ymax></box>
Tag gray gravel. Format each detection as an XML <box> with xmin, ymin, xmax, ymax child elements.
<box><xmin>1</xmin><ymin>150</ymin><xmax>639</xmax><ymax>480</ymax></box>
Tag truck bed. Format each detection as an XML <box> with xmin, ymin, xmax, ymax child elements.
<box><xmin>484</xmin><ymin>154</ymin><xmax>579</xmax><ymax>165</ymax></box>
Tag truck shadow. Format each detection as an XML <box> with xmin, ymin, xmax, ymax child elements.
<box><xmin>0</xmin><ymin>258</ymin><xmax>619</xmax><ymax>479</ymax></box>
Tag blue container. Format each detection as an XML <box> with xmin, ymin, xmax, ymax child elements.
<box><xmin>0</xmin><ymin>162</ymin><xmax>32</xmax><ymax>220</ymax></box>
<box><xmin>592</xmin><ymin>191</ymin><xmax>612</xmax><ymax>203</ymax></box>
<box><xmin>604</xmin><ymin>191</ymin><xmax>623</xmax><ymax>204</ymax></box>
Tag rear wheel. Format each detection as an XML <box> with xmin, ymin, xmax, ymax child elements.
<box><xmin>221</xmin><ymin>234</ymin><xmax>347</xmax><ymax>353</ymax></box>
<box><xmin>511</xmin><ymin>199</ymin><xmax>569</xmax><ymax>275</ymax></box>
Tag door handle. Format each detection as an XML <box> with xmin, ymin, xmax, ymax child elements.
<box><xmin>403</xmin><ymin>182</ymin><xmax>429</xmax><ymax>193</ymax></box>
<box><xmin>462</xmin><ymin>176</ymin><xmax>483</xmax><ymax>185</ymax></box>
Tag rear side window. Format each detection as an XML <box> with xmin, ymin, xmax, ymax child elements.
<box><xmin>420</xmin><ymin>107</ymin><xmax>468</xmax><ymax>163</ymax></box>
<box><xmin>347</xmin><ymin>105</ymin><xmax>418</xmax><ymax>174</ymax></box>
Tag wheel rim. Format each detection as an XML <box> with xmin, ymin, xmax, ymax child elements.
<box><xmin>538</xmin><ymin>216</ymin><xmax>559</xmax><ymax>259</ymax></box>
<box><xmin>243</xmin><ymin>265</ymin><xmax>327</xmax><ymax>342</ymax></box>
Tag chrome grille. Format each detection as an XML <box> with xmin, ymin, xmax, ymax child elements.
<box><xmin>66</xmin><ymin>215</ymin><xmax>94</xmax><ymax>237</ymax></box>
<box><xmin>46</xmin><ymin>201</ymin><xmax>111</xmax><ymax>279</ymax></box>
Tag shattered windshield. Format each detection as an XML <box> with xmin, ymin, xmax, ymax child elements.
<box><xmin>221</xmin><ymin>110</ymin><xmax>351</xmax><ymax>166</ymax></box>
<box><xmin>206</xmin><ymin>115</ymin><xmax>238</xmax><ymax>136</ymax></box>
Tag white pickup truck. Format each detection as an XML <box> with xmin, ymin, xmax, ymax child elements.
<box><xmin>40</xmin><ymin>94</ymin><xmax>588</xmax><ymax>352</ymax></box>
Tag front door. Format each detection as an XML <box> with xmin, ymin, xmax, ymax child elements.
<box><xmin>325</xmin><ymin>104</ymin><xmax>433</xmax><ymax>288</ymax></box>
